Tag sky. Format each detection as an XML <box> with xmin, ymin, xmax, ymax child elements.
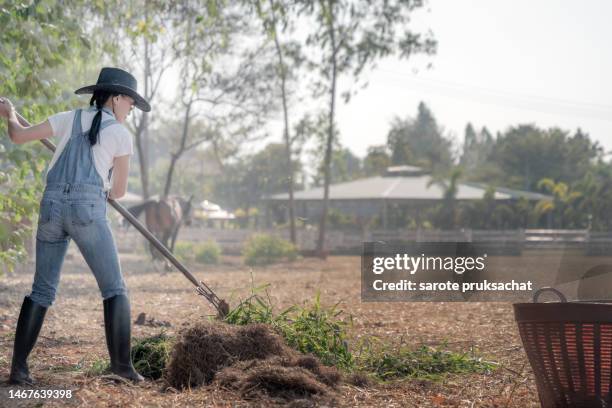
<box><xmin>330</xmin><ymin>0</ymin><xmax>612</xmax><ymax>158</ymax></box>
<box><xmin>158</xmin><ymin>0</ymin><xmax>612</xmax><ymax>161</ymax></box>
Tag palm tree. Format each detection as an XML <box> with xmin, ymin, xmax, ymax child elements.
<box><xmin>427</xmin><ymin>168</ymin><xmax>463</xmax><ymax>229</ymax></box>
<box><xmin>535</xmin><ymin>178</ymin><xmax>582</xmax><ymax>228</ymax></box>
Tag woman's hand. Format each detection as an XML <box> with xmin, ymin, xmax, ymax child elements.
<box><xmin>0</xmin><ymin>97</ymin><xmax>15</xmax><ymax>119</ymax></box>
<box><xmin>0</xmin><ymin>98</ymin><xmax>53</xmax><ymax>144</ymax></box>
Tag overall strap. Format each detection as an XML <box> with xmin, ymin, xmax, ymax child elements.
<box><xmin>98</xmin><ymin>119</ymin><xmax>119</xmax><ymax>132</ymax></box>
<box><xmin>71</xmin><ymin>109</ymin><xmax>83</xmax><ymax>137</ymax></box>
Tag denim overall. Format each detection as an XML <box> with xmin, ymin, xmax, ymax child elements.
<box><xmin>30</xmin><ymin>108</ymin><xmax>127</xmax><ymax>307</ymax></box>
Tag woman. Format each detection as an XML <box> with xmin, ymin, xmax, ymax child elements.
<box><xmin>0</xmin><ymin>67</ymin><xmax>151</xmax><ymax>384</ymax></box>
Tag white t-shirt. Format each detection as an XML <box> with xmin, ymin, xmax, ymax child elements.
<box><xmin>46</xmin><ymin>108</ymin><xmax>133</xmax><ymax>191</ymax></box>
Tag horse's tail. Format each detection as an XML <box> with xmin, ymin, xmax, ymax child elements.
<box><xmin>123</xmin><ymin>200</ymin><xmax>154</xmax><ymax>229</ymax></box>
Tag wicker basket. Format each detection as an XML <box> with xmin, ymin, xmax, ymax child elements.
<box><xmin>514</xmin><ymin>288</ymin><xmax>612</xmax><ymax>407</ymax></box>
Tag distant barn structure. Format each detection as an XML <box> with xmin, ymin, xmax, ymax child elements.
<box><xmin>265</xmin><ymin>165</ymin><xmax>549</xmax><ymax>229</ymax></box>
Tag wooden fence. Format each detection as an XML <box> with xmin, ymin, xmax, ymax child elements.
<box><xmin>111</xmin><ymin>226</ymin><xmax>612</xmax><ymax>256</ymax></box>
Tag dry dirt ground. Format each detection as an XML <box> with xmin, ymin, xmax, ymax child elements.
<box><xmin>0</xmin><ymin>232</ymin><xmax>545</xmax><ymax>407</ymax></box>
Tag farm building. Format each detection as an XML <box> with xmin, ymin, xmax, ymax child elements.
<box><xmin>265</xmin><ymin>165</ymin><xmax>550</xmax><ymax>229</ymax></box>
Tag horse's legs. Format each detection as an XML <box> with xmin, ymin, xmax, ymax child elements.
<box><xmin>149</xmin><ymin>241</ymin><xmax>160</xmax><ymax>261</ymax></box>
<box><xmin>160</xmin><ymin>232</ymin><xmax>173</xmax><ymax>273</ymax></box>
<box><xmin>169</xmin><ymin>223</ymin><xmax>181</xmax><ymax>253</ymax></box>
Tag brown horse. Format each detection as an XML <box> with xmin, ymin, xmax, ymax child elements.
<box><xmin>125</xmin><ymin>195</ymin><xmax>194</xmax><ymax>263</ymax></box>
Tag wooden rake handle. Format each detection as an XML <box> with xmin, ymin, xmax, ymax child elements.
<box><xmin>14</xmin><ymin>111</ymin><xmax>229</xmax><ymax>317</ymax></box>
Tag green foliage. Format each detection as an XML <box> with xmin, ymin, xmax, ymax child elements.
<box><xmin>281</xmin><ymin>293</ymin><xmax>353</xmax><ymax>369</ymax></box>
<box><xmin>485</xmin><ymin>126</ymin><xmax>602</xmax><ymax>191</ymax></box>
<box><xmin>242</xmin><ymin>234</ymin><xmax>297</xmax><ymax>266</ymax></box>
<box><xmin>213</xmin><ymin>142</ymin><xmax>304</xmax><ymax>212</ymax></box>
<box><xmin>173</xmin><ymin>241</ymin><xmax>195</xmax><ymax>263</ymax></box>
<box><xmin>0</xmin><ymin>2</ymin><xmax>89</xmax><ymax>101</ymax></box>
<box><xmin>535</xmin><ymin>178</ymin><xmax>583</xmax><ymax>228</ymax></box>
<box><xmin>460</xmin><ymin>124</ymin><xmax>494</xmax><ymax>172</ymax></box>
<box><xmin>234</xmin><ymin>207</ymin><xmax>260</xmax><ymax>229</ymax></box>
<box><xmin>195</xmin><ymin>240</ymin><xmax>222</xmax><ymax>264</ymax></box>
<box><xmin>223</xmin><ymin>284</ymin><xmax>279</xmax><ymax>326</ymax></box>
<box><xmin>327</xmin><ymin>208</ymin><xmax>356</xmax><ymax>229</ymax></box>
<box><xmin>224</xmin><ymin>286</ymin><xmax>493</xmax><ymax>378</ymax></box>
<box><xmin>131</xmin><ymin>333</ymin><xmax>173</xmax><ymax>380</ymax></box>
<box><xmin>224</xmin><ymin>287</ymin><xmax>353</xmax><ymax>369</ymax></box>
<box><xmin>363</xmin><ymin>145</ymin><xmax>391</xmax><ymax>177</ymax></box>
<box><xmin>0</xmin><ymin>0</ymin><xmax>105</xmax><ymax>276</ymax></box>
<box><xmin>427</xmin><ymin>167</ymin><xmax>463</xmax><ymax>229</ymax></box>
<box><xmin>301</xmin><ymin>0</ymin><xmax>436</xmax><ymax>97</ymax></box>
<box><xmin>573</xmin><ymin>163</ymin><xmax>612</xmax><ymax>231</ymax></box>
<box><xmin>313</xmin><ymin>147</ymin><xmax>363</xmax><ymax>186</ymax></box>
<box><xmin>174</xmin><ymin>240</ymin><xmax>221</xmax><ymax>264</ymax></box>
<box><xmin>358</xmin><ymin>342</ymin><xmax>494</xmax><ymax>381</ymax></box>
<box><xmin>387</xmin><ymin>102</ymin><xmax>453</xmax><ymax>172</ymax></box>
<box><xmin>86</xmin><ymin>358</ymin><xmax>110</xmax><ymax>377</ymax></box>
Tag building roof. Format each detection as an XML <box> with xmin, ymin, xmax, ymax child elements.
<box><xmin>267</xmin><ymin>172</ymin><xmax>550</xmax><ymax>202</ymax></box>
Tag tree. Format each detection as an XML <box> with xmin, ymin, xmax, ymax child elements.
<box><xmin>486</xmin><ymin>125</ymin><xmax>602</xmax><ymax>191</ymax></box>
<box><xmin>96</xmin><ymin>0</ymin><xmax>177</xmax><ymax>199</ymax></box>
<box><xmin>297</xmin><ymin>0</ymin><xmax>436</xmax><ymax>255</ymax></box>
<box><xmin>0</xmin><ymin>3</ymin><xmax>96</xmax><ymax>274</ymax></box>
<box><xmin>460</xmin><ymin>123</ymin><xmax>491</xmax><ymax>168</ymax></box>
<box><xmin>250</xmin><ymin>0</ymin><xmax>306</xmax><ymax>244</ymax></box>
<box><xmin>162</xmin><ymin>3</ymin><xmax>278</xmax><ymax>198</ymax></box>
<box><xmin>363</xmin><ymin>145</ymin><xmax>391</xmax><ymax>177</ymax></box>
<box><xmin>212</xmin><ymin>142</ymin><xmax>302</xmax><ymax>221</ymax></box>
<box><xmin>535</xmin><ymin>178</ymin><xmax>583</xmax><ymax>229</ymax></box>
<box><xmin>574</xmin><ymin>162</ymin><xmax>612</xmax><ymax>231</ymax></box>
<box><xmin>387</xmin><ymin>101</ymin><xmax>453</xmax><ymax>172</ymax></box>
<box><xmin>427</xmin><ymin>167</ymin><xmax>462</xmax><ymax>229</ymax></box>
<box><xmin>312</xmin><ymin>147</ymin><xmax>362</xmax><ymax>185</ymax></box>
<box><xmin>460</xmin><ymin>186</ymin><xmax>526</xmax><ymax>229</ymax></box>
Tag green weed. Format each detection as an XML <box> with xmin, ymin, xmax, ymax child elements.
<box><xmin>131</xmin><ymin>332</ymin><xmax>173</xmax><ymax>380</ymax></box>
<box><xmin>86</xmin><ymin>358</ymin><xmax>110</xmax><ymax>377</ymax></box>
<box><xmin>357</xmin><ymin>340</ymin><xmax>495</xmax><ymax>381</ymax></box>
<box><xmin>224</xmin><ymin>286</ymin><xmax>353</xmax><ymax>369</ymax></box>
<box><xmin>223</xmin><ymin>284</ymin><xmax>494</xmax><ymax>379</ymax></box>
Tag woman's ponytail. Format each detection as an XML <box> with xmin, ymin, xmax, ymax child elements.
<box><xmin>88</xmin><ymin>91</ymin><xmax>115</xmax><ymax>146</ymax></box>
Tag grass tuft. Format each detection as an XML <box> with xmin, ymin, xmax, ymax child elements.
<box><xmin>357</xmin><ymin>341</ymin><xmax>495</xmax><ymax>381</ymax></box>
<box><xmin>131</xmin><ymin>332</ymin><xmax>173</xmax><ymax>380</ymax></box>
<box><xmin>86</xmin><ymin>358</ymin><xmax>110</xmax><ymax>377</ymax></box>
<box><xmin>224</xmin><ymin>286</ymin><xmax>353</xmax><ymax>369</ymax></box>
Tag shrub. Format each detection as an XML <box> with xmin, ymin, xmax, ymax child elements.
<box><xmin>195</xmin><ymin>240</ymin><xmax>221</xmax><ymax>264</ymax></box>
<box><xmin>174</xmin><ymin>241</ymin><xmax>195</xmax><ymax>263</ymax></box>
<box><xmin>243</xmin><ymin>234</ymin><xmax>297</xmax><ymax>266</ymax></box>
<box><xmin>327</xmin><ymin>208</ymin><xmax>355</xmax><ymax>228</ymax></box>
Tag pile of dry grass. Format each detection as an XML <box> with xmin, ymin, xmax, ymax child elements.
<box><xmin>165</xmin><ymin>322</ymin><xmax>340</xmax><ymax>402</ymax></box>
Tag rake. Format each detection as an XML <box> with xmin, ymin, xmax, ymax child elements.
<box><xmin>14</xmin><ymin>111</ymin><xmax>229</xmax><ymax>318</ymax></box>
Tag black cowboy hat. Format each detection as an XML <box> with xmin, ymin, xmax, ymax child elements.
<box><xmin>74</xmin><ymin>67</ymin><xmax>151</xmax><ymax>112</ymax></box>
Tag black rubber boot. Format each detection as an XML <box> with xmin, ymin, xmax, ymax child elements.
<box><xmin>103</xmin><ymin>294</ymin><xmax>144</xmax><ymax>382</ymax></box>
<box><xmin>9</xmin><ymin>296</ymin><xmax>48</xmax><ymax>385</ymax></box>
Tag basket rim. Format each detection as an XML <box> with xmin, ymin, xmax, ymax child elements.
<box><xmin>514</xmin><ymin>302</ymin><xmax>612</xmax><ymax>323</ymax></box>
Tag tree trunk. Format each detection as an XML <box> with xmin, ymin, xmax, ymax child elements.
<box><xmin>269</xmin><ymin>0</ymin><xmax>296</xmax><ymax>244</ymax></box>
<box><xmin>134</xmin><ymin>118</ymin><xmax>149</xmax><ymax>198</ymax></box>
<box><xmin>163</xmin><ymin>100</ymin><xmax>192</xmax><ymax>197</ymax></box>
<box><xmin>316</xmin><ymin>0</ymin><xmax>337</xmax><ymax>257</ymax></box>
<box><xmin>134</xmin><ymin>31</ymin><xmax>151</xmax><ymax>199</ymax></box>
